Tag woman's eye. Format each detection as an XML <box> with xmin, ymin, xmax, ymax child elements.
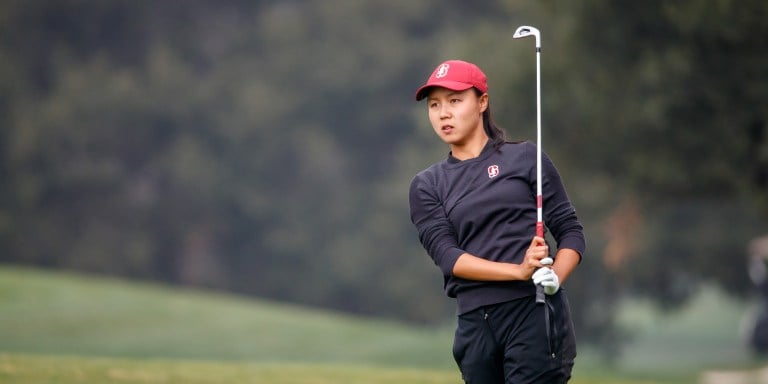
<box><xmin>450</xmin><ymin>99</ymin><xmax>461</xmax><ymax>103</ymax></box>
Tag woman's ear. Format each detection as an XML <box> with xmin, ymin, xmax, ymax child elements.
<box><xmin>479</xmin><ymin>93</ymin><xmax>489</xmax><ymax>113</ymax></box>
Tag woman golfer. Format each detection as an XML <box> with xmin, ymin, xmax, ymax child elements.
<box><xmin>409</xmin><ymin>60</ymin><xmax>585</xmax><ymax>383</ymax></box>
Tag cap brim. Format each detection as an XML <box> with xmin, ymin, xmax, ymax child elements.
<box><xmin>414</xmin><ymin>81</ymin><xmax>474</xmax><ymax>101</ymax></box>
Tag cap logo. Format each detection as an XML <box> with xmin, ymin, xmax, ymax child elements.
<box><xmin>435</xmin><ymin>63</ymin><xmax>450</xmax><ymax>79</ymax></box>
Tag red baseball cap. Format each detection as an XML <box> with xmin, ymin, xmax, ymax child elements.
<box><xmin>414</xmin><ymin>60</ymin><xmax>488</xmax><ymax>101</ymax></box>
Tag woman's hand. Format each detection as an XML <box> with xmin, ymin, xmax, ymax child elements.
<box><xmin>521</xmin><ymin>236</ymin><xmax>549</xmax><ymax>280</ymax></box>
<box><xmin>451</xmin><ymin>236</ymin><xmax>557</xmax><ymax>282</ymax></box>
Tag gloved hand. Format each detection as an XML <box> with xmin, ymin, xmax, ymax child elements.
<box><xmin>532</xmin><ymin>257</ymin><xmax>560</xmax><ymax>295</ymax></box>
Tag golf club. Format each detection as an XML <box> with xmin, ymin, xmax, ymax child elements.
<box><xmin>512</xmin><ymin>25</ymin><xmax>547</xmax><ymax>305</ymax></box>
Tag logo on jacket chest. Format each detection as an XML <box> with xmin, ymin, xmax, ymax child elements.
<box><xmin>487</xmin><ymin>165</ymin><xmax>500</xmax><ymax>178</ymax></box>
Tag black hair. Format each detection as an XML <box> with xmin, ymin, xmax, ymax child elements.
<box><xmin>475</xmin><ymin>88</ymin><xmax>506</xmax><ymax>149</ymax></box>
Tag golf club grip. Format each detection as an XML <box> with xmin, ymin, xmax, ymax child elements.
<box><xmin>535</xmin><ymin>221</ymin><xmax>545</xmax><ymax>304</ymax></box>
<box><xmin>535</xmin><ymin>284</ymin><xmax>545</xmax><ymax>304</ymax></box>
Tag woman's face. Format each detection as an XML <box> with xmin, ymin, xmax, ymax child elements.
<box><xmin>426</xmin><ymin>87</ymin><xmax>488</xmax><ymax>148</ymax></box>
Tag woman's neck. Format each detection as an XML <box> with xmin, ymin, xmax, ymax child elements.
<box><xmin>451</xmin><ymin>135</ymin><xmax>489</xmax><ymax>161</ymax></box>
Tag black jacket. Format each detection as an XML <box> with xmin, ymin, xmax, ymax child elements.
<box><xmin>409</xmin><ymin>141</ymin><xmax>585</xmax><ymax>314</ymax></box>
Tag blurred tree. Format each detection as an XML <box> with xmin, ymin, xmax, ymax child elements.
<box><xmin>555</xmin><ymin>0</ymin><xmax>768</xmax><ymax>305</ymax></box>
<box><xmin>0</xmin><ymin>0</ymin><xmax>460</xmax><ymax>322</ymax></box>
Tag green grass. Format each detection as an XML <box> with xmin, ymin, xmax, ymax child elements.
<box><xmin>0</xmin><ymin>353</ymin><xmax>675</xmax><ymax>384</ymax></box>
<box><xmin>0</xmin><ymin>266</ymin><xmax>453</xmax><ymax>367</ymax></box>
<box><xmin>0</xmin><ymin>265</ymin><xmax>762</xmax><ymax>383</ymax></box>
<box><xmin>0</xmin><ymin>354</ymin><xmax>461</xmax><ymax>384</ymax></box>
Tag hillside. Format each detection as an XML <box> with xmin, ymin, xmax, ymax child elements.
<box><xmin>0</xmin><ymin>266</ymin><xmax>454</xmax><ymax>369</ymax></box>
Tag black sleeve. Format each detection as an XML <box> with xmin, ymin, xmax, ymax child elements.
<box><xmin>409</xmin><ymin>172</ymin><xmax>465</xmax><ymax>276</ymax></box>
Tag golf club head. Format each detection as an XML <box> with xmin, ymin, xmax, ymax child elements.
<box><xmin>513</xmin><ymin>25</ymin><xmax>540</xmax><ymax>48</ymax></box>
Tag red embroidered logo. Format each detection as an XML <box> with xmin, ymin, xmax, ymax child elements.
<box><xmin>487</xmin><ymin>165</ymin><xmax>500</xmax><ymax>178</ymax></box>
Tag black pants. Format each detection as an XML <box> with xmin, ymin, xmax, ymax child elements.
<box><xmin>452</xmin><ymin>291</ymin><xmax>576</xmax><ymax>384</ymax></box>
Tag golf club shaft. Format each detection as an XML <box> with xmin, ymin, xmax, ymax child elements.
<box><xmin>513</xmin><ymin>26</ymin><xmax>546</xmax><ymax>305</ymax></box>
<box><xmin>535</xmin><ymin>39</ymin><xmax>545</xmax><ymax>304</ymax></box>
<box><xmin>536</xmin><ymin>41</ymin><xmax>543</xmax><ymax>240</ymax></box>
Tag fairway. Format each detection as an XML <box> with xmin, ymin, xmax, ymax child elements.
<box><xmin>0</xmin><ymin>266</ymin><xmax>454</xmax><ymax>367</ymax></box>
<box><xmin>0</xmin><ymin>353</ymin><xmax>682</xmax><ymax>384</ymax></box>
<box><xmin>0</xmin><ymin>354</ymin><xmax>459</xmax><ymax>384</ymax></box>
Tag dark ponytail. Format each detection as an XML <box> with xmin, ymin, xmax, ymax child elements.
<box><xmin>485</xmin><ymin>107</ymin><xmax>507</xmax><ymax>149</ymax></box>
<box><xmin>475</xmin><ymin>89</ymin><xmax>506</xmax><ymax>149</ymax></box>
